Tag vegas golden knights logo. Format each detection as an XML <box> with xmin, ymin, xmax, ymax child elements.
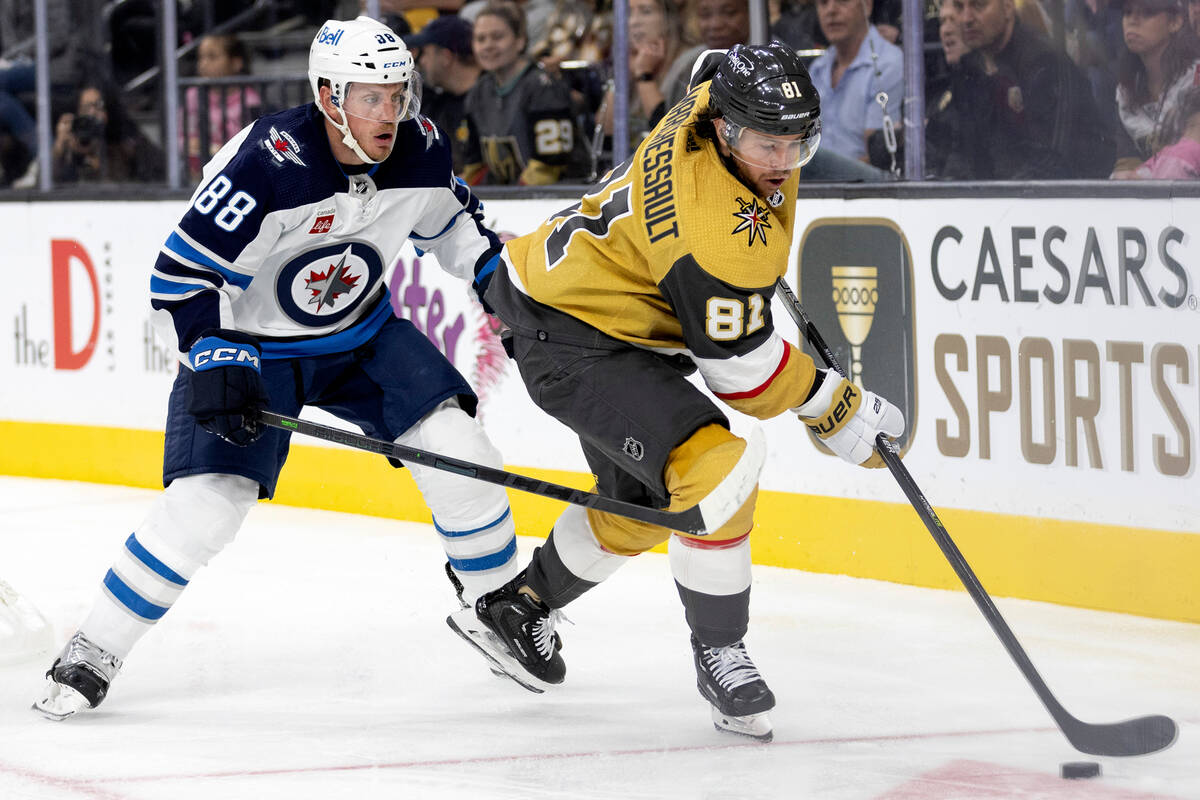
<box><xmin>797</xmin><ymin>218</ymin><xmax>916</xmax><ymax>455</ymax></box>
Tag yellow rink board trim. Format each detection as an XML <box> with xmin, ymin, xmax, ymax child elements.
<box><xmin>3</xmin><ymin>420</ymin><xmax>1196</xmax><ymax>624</ymax></box>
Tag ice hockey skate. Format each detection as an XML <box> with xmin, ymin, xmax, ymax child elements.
<box><xmin>692</xmin><ymin>635</ymin><xmax>775</xmax><ymax>742</ymax></box>
<box><xmin>446</xmin><ymin>571</ymin><xmax>565</xmax><ymax>694</ymax></box>
<box><xmin>33</xmin><ymin>632</ymin><xmax>123</xmax><ymax>721</ymax></box>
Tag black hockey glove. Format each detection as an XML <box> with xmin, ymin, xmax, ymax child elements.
<box><xmin>185</xmin><ymin>329</ymin><xmax>269</xmax><ymax>447</ymax></box>
<box><xmin>472</xmin><ymin>251</ymin><xmax>500</xmax><ymax>315</ymax></box>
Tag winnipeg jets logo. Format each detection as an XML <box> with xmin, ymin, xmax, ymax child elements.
<box><xmin>305</xmin><ymin>248</ymin><xmax>361</xmax><ymax>312</ymax></box>
<box><xmin>265</xmin><ymin>126</ymin><xmax>306</xmax><ymax>166</ymax></box>
<box><xmin>731</xmin><ymin>196</ymin><xmax>771</xmax><ymax>247</ymax></box>
<box><xmin>277</xmin><ymin>242</ymin><xmax>382</xmax><ymax>327</ymax></box>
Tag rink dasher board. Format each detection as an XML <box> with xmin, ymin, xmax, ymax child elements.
<box><xmin>1</xmin><ymin>196</ymin><xmax>1197</xmax><ymax>624</ymax></box>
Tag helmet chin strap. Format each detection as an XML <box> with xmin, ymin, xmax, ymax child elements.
<box><xmin>322</xmin><ymin>102</ymin><xmax>382</xmax><ymax>165</ymax></box>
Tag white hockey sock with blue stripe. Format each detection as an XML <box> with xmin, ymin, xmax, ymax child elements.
<box><xmin>78</xmin><ymin>473</ymin><xmax>258</xmax><ymax>660</ymax></box>
<box><xmin>436</xmin><ymin>506</ymin><xmax>520</xmax><ymax>604</ymax></box>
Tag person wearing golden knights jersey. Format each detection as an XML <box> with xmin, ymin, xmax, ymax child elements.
<box><xmin>448</xmin><ymin>43</ymin><xmax>905</xmax><ymax>741</ymax></box>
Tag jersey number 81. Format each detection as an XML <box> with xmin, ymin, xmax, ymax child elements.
<box><xmin>706</xmin><ymin>294</ymin><xmax>766</xmax><ymax>341</ymax></box>
<box><xmin>193</xmin><ymin>175</ymin><xmax>258</xmax><ymax>232</ymax></box>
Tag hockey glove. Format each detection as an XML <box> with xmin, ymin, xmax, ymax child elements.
<box><xmin>473</xmin><ymin>251</ymin><xmax>500</xmax><ymax>314</ymax></box>
<box><xmin>795</xmin><ymin>369</ymin><xmax>904</xmax><ymax>468</ymax></box>
<box><xmin>185</xmin><ymin>329</ymin><xmax>269</xmax><ymax>447</ymax></box>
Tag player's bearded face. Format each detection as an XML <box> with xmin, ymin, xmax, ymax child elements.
<box><xmin>338</xmin><ymin>80</ymin><xmax>418</xmax><ymax>159</ymax></box>
<box><xmin>716</xmin><ymin>119</ymin><xmax>817</xmax><ymax>198</ymax></box>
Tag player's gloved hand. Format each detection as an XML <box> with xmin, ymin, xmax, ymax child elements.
<box><xmin>795</xmin><ymin>369</ymin><xmax>903</xmax><ymax>468</ymax></box>
<box><xmin>185</xmin><ymin>329</ymin><xmax>269</xmax><ymax>447</ymax></box>
<box><xmin>472</xmin><ymin>251</ymin><xmax>500</xmax><ymax>314</ymax></box>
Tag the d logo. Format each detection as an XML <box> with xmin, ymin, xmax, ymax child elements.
<box><xmin>797</xmin><ymin>218</ymin><xmax>916</xmax><ymax>454</ymax></box>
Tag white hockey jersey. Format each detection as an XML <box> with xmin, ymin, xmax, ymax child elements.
<box><xmin>150</xmin><ymin>103</ymin><xmax>500</xmax><ymax>359</ymax></box>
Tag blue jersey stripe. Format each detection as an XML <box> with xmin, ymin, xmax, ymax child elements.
<box><xmin>103</xmin><ymin>570</ymin><xmax>170</xmax><ymax>621</ymax></box>
<box><xmin>433</xmin><ymin>507</ymin><xmax>511</xmax><ymax>538</ymax></box>
<box><xmin>447</xmin><ymin>538</ymin><xmax>518</xmax><ymax>572</ymax></box>
<box><xmin>410</xmin><ymin>209</ymin><xmax>465</xmax><ymax>241</ymax></box>
<box><xmin>150</xmin><ymin>276</ymin><xmax>207</xmax><ymax>295</ymax></box>
<box><xmin>125</xmin><ymin>534</ymin><xmax>189</xmax><ymax>586</ymax></box>
<box><xmin>165</xmin><ymin>232</ymin><xmax>253</xmax><ymax>290</ymax></box>
<box><xmin>258</xmin><ymin>296</ymin><xmax>393</xmax><ymax>358</ymax></box>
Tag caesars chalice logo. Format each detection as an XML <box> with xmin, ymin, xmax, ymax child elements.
<box><xmin>830</xmin><ymin>266</ymin><xmax>879</xmax><ymax>384</ymax></box>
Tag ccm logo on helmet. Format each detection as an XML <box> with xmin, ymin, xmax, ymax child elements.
<box><xmin>315</xmin><ymin>26</ymin><xmax>345</xmax><ymax>46</ymax></box>
<box><xmin>381</xmin><ymin>61</ymin><xmax>405</xmax><ymax>68</ymax></box>
<box><xmin>192</xmin><ymin>346</ymin><xmax>260</xmax><ymax>370</ymax></box>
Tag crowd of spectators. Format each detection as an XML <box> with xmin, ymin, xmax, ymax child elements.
<box><xmin>3</xmin><ymin>0</ymin><xmax>1200</xmax><ymax>188</ymax></box>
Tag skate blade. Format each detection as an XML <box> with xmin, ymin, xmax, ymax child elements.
<box><xmin>711</xmin><ymin>706</ymin><xmax>773</xmax><ymax>742</ymax></box>
<box><xmin>446</xmin><ymin>609</ymin><xmax>553</xmax><ymax>695</ymax></box>
<box><xmin>33</xmin><ymin>679</ymin><xmax>92</xmax><ymax>721</ymax></box>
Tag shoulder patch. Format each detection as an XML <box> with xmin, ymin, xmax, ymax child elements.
<box><xmin>263</xmin><ymin>126</ymin><xmax>306</xmax><ymax>167</ymax></box>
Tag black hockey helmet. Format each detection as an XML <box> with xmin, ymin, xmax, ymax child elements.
<box><xmin>708</xmin><ymin>42</ymin><xmax>820</xmax><ymax>138</ymax></box>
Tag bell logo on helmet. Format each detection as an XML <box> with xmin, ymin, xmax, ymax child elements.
<box><xmin>315</xmin><ymin>25</ymin><xmax>344</xmax><ymax>46</ymax></box>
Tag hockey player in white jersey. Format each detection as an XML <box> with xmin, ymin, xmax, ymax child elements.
<box><xmin>35</xmin><ymin>16</ymin><xmax>522</xmax><ymax>720</ymax></box>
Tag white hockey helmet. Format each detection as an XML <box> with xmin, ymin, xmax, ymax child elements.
<box><xmin>308</xmin><ymin>16</ymin><xmax>419</xmax><ymax>163</ymax></box>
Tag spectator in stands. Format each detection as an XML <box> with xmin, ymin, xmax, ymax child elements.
<box><xmin>910</xmin><ymin>0</ymin><xmax>977</xmax><ymax>176</ymax></box>
<box><xmin>808</xmin><ymin>0</ymin><xmax>904</xmax><ymax>163</ymax></box>
<box><xmin>1110</xmin><ymin>0</ymin><xmax>1200</xmax><ymax>177</ymax></box>
<box><xmin>1065</xmin><ymin>0</ymin><xmax>1124</xmax><ymax>132</ymax></box>
<box><xmin>52</xmin><ymin>81</ymin><xmax>164</xmax><ymax>184</ymax></box>
<box><xmin>1191</xmin><ymin>0</ymin><xmax>1200</xmax><ymax>35</ymax></box>
<box><xmin>947</xmin><ymin>0</ymin><xmax>1114</xmax><ymax>178</ymax></box>
<box><xmin>772</xmin><ymin>0</ymin><xmax>824</xmax><ymax>51</ymax></box>
<box><xmin>662</xmin><ymin>0</ymin><xmax>751</xmax><ymax>108</ymax></box>
<box><xmin>463</xmin><ymin>1</ymin><xmax>584</xmax><ymax>183</ymax></box>
<box><xmin>0</xmin><ymin>0</ymin><xmax>101</xmax><ymax>187</ymax></box>
<box><xmin>183</xmin><ymin>34</ymin><xmax>261</xmax><ymax>179</ymax></box>
<box><xmin>1131</xmin><ymin>85</ymin><xmax>1200</xmax><ymax>175</ymax></box>
<box><xmin>405</xmin><ymin>15</ymin><xmax>480</xmax><ymax>174</ymax></box>
<box><xmin>599</xmin><ymin>0</ymin><xmax>685</xmax><ymax>142</ymax></box>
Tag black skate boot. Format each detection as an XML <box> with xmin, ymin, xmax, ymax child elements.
<box><xmin>446</xmin><ymin>571</ymin><xmax>565</xmax><ymax>693</ymax></box>
<box><xmin>692</xmin><ymin>635</ymin><xmax>775</xmax><ymax>742</ymax></box>
<box><xmin>33</xmin><ymin>632</ymin><xmax>123</xmax><ymax>721</ymax></box>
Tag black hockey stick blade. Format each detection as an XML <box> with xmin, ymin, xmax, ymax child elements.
<box><xmin>256</xmin><ymin>410</ymin><xmax>765</xmax><ymax>537</ymax></box>
<box><xmin>773</xmin><ymin>279</ymin><xmax>1177</xmax><ymax>757</ymax></box>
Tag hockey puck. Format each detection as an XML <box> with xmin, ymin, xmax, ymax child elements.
<box><xmin>1061</xmin><ymin>761</ymin><xmax>1101</xmax><ymax>779</ymax></box>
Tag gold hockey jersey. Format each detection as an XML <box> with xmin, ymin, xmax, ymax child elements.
<box><xmin>501</xmin><ymin>82</ymin><xmax>817</xmax><ymax>419</ymax></box>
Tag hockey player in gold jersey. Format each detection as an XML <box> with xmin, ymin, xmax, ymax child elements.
<box><xmin>449</xmin><ymin>42</ymin><xmax>904</xmax><ymax>741</ymax></box>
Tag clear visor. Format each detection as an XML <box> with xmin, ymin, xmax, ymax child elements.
<box><xmin>723</xmin><ymin>120</ymin><xmax>821</xmax><ymax>171</ymax></box>
<box><xmin>339</xmin><ymin>76</ymin><xmax>421</xmax><ymax>124</ymax></box>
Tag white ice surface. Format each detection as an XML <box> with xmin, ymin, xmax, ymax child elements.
<box><xmin>1</xmin><ymin>476</ymin><xmax>1197</xmax><ymax>800</ymax></box>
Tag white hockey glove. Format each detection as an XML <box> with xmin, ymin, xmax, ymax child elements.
<box><xmin>795</xmin><ymin>369</ymin><xmax>904</xmax><ymax>469</ymax></box>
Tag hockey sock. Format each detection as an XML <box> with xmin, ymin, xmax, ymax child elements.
<box><xmin>79</xmin><ymin>473</ymin><xmax>258</xmax><ymax>659</ymax></box>
<box><xmin>397</xmin><ymin>400</ymin><xmax>520</xmax><ymax>603</ymax></box>
<box><xmin>669</xmin><ymin>531</ymin><xmax>752</xmax><ymax>647</ymax></box>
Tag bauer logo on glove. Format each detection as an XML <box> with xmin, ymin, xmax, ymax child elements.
<box><xmin>795</xmin><ymin>369</ymin><xmax>904</xmax><ymax>468</ymax></box>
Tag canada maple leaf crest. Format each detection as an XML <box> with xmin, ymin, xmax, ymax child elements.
<box><xmin>305</xmin><ymin>249</ymin><xmax>360</xmax><ymax>311</ymax></box>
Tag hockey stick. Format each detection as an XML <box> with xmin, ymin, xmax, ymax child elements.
<box><xmin>774</xmin><ymin>278</ymin><xmax>1177</xmax><ymax>758</ymax></box>
<box><xmin>256</xmin><ymin>410</ymin><xmax>765</xmax><ymax>537</ymax></box>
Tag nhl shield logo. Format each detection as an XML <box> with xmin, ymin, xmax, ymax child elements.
<box><xmin>622</xmin><ymin>437</ymin><xmax>645</xmax><ymax>461</ymax></box>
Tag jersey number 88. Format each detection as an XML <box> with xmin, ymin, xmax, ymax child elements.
<box><xmin>193</xmin><ymin>175</ymin><xmax>258</xmax><ymax>232</ymax></box>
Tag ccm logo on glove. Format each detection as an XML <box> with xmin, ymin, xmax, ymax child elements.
<box><xmin>191</xmin><ymin>342</ymin><xmax>261</xmax><ymax>370</ymax></box>
<box><xmin>186</xmin><ymin>330</ymin><xmax>270</xmax><ymax>447</ymax></box>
